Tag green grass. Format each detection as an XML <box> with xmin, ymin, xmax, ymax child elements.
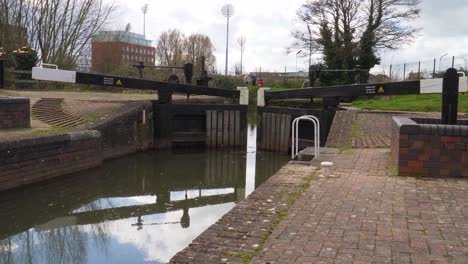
<box><xmin>352</xmin><ymin>94</ymin><xmax>468</xmax><ymax>112</ymax></box>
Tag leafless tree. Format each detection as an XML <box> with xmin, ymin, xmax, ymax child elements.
<box><xmin>0</xmin><ymin>0</ymin><xmax>114</xmax><ymax>69</ymax></box>
<box><xmin>156</xmin><ymin>29</ymin><xmax>217</xmax><ymax>75</ymax></box>
<box><xmin>186</xmin><ymin>34</ymin><xmax>216</xmax><ymax>75</ymax></box>
<box><xmin>0</xmin><ymin>0</ymin><xmax>38</xmax><ymax>61</ymax></box>
<box><xmin>237</xmin><ymin>36</ymin><xmax>246</xmax><ymax>76</ymax></box>
<box><xmin>32</xmin><ymin>0</ymin><xmax>115</xmax><ymax>69</ymax></box>
<box><xmin>155</xmin><ymin>29</ymin><xmax>187</xmax><ymax>67</ymax></box>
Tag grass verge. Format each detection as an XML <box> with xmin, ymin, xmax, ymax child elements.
<box><xmin>352</xmin><ymin>94</ymin><xmax>468</xmax><ymax>112</ymax></box>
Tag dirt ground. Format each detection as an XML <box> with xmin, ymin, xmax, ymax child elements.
<box><xmin>0</xmin><ymin>89</ymin><xmax>224</xmax><ymax>139</ymax></box>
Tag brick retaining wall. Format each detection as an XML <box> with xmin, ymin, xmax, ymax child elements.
<box><xmin>0</xmin><ymin>131</ymin><xmax>102</xmax><ymax>192</ymax></box>
<box><xmin>391</xmin><ymin>116</ymin><xmax>468</xmax><ymax>177</ymax></box>
<box><xmin>0</xmin><ymin>97</ymin><xmax>30</xmax><ymax>129</ymax></box>
<box><xmin>0</xmin><ymin>102</ymin><xmax>155</xmax><ymax>192</ymax></box>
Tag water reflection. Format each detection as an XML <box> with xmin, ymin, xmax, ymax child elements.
<box><xmin>0</xmin><ymin>143</ymin><xmax>288</xmax><ymax>263</ymax></box>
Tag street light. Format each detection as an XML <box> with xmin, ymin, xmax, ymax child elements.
<box><xmin>221</xmin><ymin>4</ymin><xmax>234</xmax><ymax>76</ymax></box>
<box><xmin>439</xmin><ymin>53</ymin><xmax>448</xmax><ymax>73</ymax></box>
<box><xmin>296</xmin><ymin>50</ymin><xmax>302</xmax><ymax>73</ymax></box>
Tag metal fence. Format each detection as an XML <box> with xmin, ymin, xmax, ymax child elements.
<box><xmin>376</xmin><ymin>55</ymin><xmax>468</xmax><ymax>81</ymax></box>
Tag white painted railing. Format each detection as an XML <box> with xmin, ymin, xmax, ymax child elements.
<box><xmin>291</xmin><ymin>115</ymin><xmax>320</xmax><ymax>159</ymax></box>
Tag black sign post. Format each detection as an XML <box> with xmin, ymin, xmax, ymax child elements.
<box><xmin>441</xmin><ymin>68</ymin><xmax>459</xmax><ymax>125</ymax></box>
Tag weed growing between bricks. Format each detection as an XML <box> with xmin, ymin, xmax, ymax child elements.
<box><xmin>226</xmin><ymin>170</ymin><xmax>318</xmax><ymax>264</ymax></box>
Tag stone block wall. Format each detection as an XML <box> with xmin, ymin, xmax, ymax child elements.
<box><xmin>391</xmin><ymin>116</ymin><xmax>468</xmax><ymax>178</ymax></box>
<box><xmin>0</xmin><ymin>131</ymin><xmax>102</xmax><ymax>192</ymax></box>
<box><xmin>0</xmin><ymin>97</ymin><xmax>30</xmax><ymax>129</ymax></box>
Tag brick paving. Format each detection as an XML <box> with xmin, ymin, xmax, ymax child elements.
<box><xmin>253</xmin><ymin>149</ymin><xmax>468</xmax><ymax>264</ymax></box>
<box><xmin>170</xmin><ymin>162</ymin><xmax>317</xmax><ymax>264</ymax></box>
<box><xmin>326</xmin><ymin>110</ymin><xmax>468</xmax><ymax>149</ymax></box>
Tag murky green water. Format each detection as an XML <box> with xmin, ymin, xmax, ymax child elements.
<box><xmin>0</xmin><ymin>121</ymin><xmax>288</xmax><ymax>264</ymax></box>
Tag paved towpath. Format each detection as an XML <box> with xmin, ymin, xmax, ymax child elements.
<box><xmin>253</xmin><ymin>149</ymin><xmax>468</xmax><ymax>264</ymax></box>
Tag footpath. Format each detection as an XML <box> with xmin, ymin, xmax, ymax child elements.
<box><xmin>254</xmin><ymin>148</ymin><xmax>468</xmax><ymax>264</ymax></box>
<box><xmin>172</xmin><ymin>148</ymin><xmax>468</xmax><ymax>264</ymax></box>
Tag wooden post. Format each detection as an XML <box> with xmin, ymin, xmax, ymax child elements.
<box><xmin>433</xmin><ymin>59</ymin><xmax>436</xmax><ymax>79</ymax></box>
<box><xmin>442</xmin><ymin>68</ymin><xmax>459</xmax><ymax>125</ymax></box>
<box><xmin>0</xmin><ymin>59</ymin><xmax>4</xmax><ymax>89</ymax></box>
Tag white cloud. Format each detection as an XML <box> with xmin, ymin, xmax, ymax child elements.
<box><xmin>104</xmin><ymin>0</ymin><xmax>468</xmax><ymax>73</ymax></box>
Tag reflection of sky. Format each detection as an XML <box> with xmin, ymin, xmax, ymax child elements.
<box><xmin>171</xmin><ymin>188</ymin><xmax>234</xmax><ymax>201</ymax></box>
<box><xmin>245</xmin><ymin>123</ymin><xmax>257</xmax><ymax>197</ymax></box>
<box><xmin>0</xmin><ymin>203</ymin><xmax>235</xmax><ymax>264</ymax></box>
<box><xmin>73</xmin><ymin>196</ymin><xmax>157</xmax><ymax>213</ymax></box>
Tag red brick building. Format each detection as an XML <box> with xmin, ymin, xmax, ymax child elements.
<box><xmin>92</xmin><ymin>31</ymin><xmax>155</xmax><ymax>73</ymax></box>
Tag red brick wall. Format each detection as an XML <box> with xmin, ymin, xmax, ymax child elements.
<box><xmin>0</xmin><ymin>97</ymin><xmax>30</xmax><ymax>129</ymax></box>
<box><xmin>391</xmin><ymin>116</ymin><xmax>468</xmax><ymax>178</ymax></box>
<box><xmin>0</xmin><ymin>102</ymin><xmax>155</xmax><ymax>192</ymax></box>
<box><xmin>0</xmin><ymin>131</ymin><xmax>103</xmax><ymax>192</ymax></box>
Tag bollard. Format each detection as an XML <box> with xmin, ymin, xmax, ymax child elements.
<box><xmin>441</xmin><ymin>68</ymin><xmax>459</xmax><ymax>125</ymax></box>
<box><xmin>321</xmin><ymin>161</ymin><xmax>334</xmax><ymax>177</ymax></box>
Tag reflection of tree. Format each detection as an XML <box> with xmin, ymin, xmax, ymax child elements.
<box><xmin>0</xmin><ymin>238</ymin><xmax>13</xmax><ymax>264</ymax></box>
<box><xmin>39</xmin><ymin>226</ymin><xmax>87</xmax><ymax>264</ymax></box>
<box><xmin>0</xmin><ymin>221</ymin><xmax>113</xmax><ymax>264</ymax></box>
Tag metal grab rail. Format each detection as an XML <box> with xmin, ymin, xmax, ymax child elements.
<box><xmin>291</xmin><ymin>115</ymin><xmax>320</xmax><ymax>159</ymax></box>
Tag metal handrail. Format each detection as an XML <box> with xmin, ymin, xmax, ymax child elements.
<box><xmin>291</xmin><ymin>115</ymin><xmax>320</xmax><ymax>159</ymax></box>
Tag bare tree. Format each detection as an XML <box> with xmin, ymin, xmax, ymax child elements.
<box><xmin>32</xmin><ymin>0</ymin><xmax>115</xmax><ymax>69</ymax></box>
<box><xmin>186</xmin><ymin>34</ymin><xmax>216</xmax><ymax>74</ymax></box>
<box><xmin>237</xmin><ymin>36</ymin><xmax>246</xmax><ymax>76</ymax></box>
<box><xmin>155</xmin><ymin>29</ymin><xmax>186</xmax><ymax>66</ymax></box>
<box><xmin>0</xmin><ymin>0</ymin><xmax>38</xmax><ymax>62</ymax></box>
<box><xmin>0</xmin><ymin>0</ymin><xmax>114</xmax><ymax>69</ymax></box>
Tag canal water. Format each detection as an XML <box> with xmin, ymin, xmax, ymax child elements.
<box><xmin>0</xmin><ymin>108</ymin><xmax>289</xmax><ymax>264</ymax></box>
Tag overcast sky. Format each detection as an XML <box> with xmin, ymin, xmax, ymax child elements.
<box><xmin>105</xmin><ymin>0</ymin><xmax>468</xmax><ymax>74</ymax></box>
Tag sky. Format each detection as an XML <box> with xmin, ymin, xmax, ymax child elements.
<box><xmin>104</xmin><ymin>0</ymin><xmax>468</xmax><ymax>74</ymax></box>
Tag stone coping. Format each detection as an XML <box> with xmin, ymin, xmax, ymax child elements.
<box><xmin>0</xmin><ymin>130</ymin><xmax>101</xmax><ymax>150</ymax></box>
<box><xmin>392</xmin><ymin>116</ymin><xmax>468</xmax><ymax>136</ymax></box>
<box><xmin>0</xmin><ymin>97</ymin><xmax>30</xmax><ymax>104</ymax></box>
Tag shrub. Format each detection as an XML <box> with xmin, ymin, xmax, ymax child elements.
<box><xmin>210</xmin><ymin>75</ymin><xmax>245</xmax><ymax>89</ymax></box>
<box><xmin>13</xmin><ymin>46</ymin><xmax>38</xmax><ymax>71</ymax></box>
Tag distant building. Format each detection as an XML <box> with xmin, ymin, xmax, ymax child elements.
<box><xmin>92</xmin><ymin>30</ymin><xmax>156</xmax><ymax>73</ymax></box>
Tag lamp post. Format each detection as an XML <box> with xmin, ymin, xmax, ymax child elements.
<box><xmin>439</xmin><ymin>53</ymin><xmax>448</xmax><ymax>73</ymax></box>
<box><xmin>221</xmin><ymin>4</ymin><xmax>234</xmax><ymax>76</ymax></box>
<box><xmin>296</xmin><ymin>50</ymin><xmax>302</xmax><ymax>73</ymax></box>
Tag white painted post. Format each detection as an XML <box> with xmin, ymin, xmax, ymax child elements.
<box><xmin>237</xmin><ymin>87</ymin><xmax>249</xmax><ymax>105</ymax></box>
<box><xmin>257</xmin><ymin>87</ymin><xmax>270</xmax><ymax>107</ymax></box>
<box><xmin>321</xmin><ymin>161</ymin><xmax>334</xmax><ymax>177</ymax></box>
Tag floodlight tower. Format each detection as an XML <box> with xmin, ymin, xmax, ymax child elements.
<box><xmin>221</xmin><ymin>4</ymin><xmax>234</xmax><ymax>76</ymax></box>
<box><xmin>142</xmin><ymin>4</ymin><xmax>149</xmax><ymax>37</ymax></box>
